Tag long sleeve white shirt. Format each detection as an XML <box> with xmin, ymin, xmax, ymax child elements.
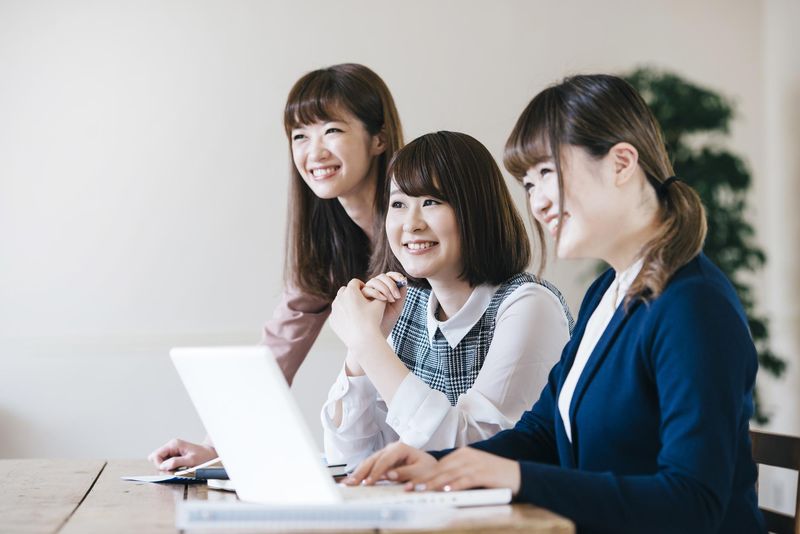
<box><xmin>321</xmin><ymin>282</ymin><xmax>571</xmax><ymax>469</ymax></box>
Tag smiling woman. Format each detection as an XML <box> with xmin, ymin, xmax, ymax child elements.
<box><xmin>148</xmin><ymin>63</ymin><xmax>404</xmax><ymax>472</ymax></box>
<box><xmin>321</xmin><ymin>131</ymin><xmax>573</xmax><ymax>469</ymax></box>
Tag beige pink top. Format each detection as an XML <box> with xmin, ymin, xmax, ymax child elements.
<box><xmin>261</xmin><ymin>284</ymin><xmax>332</xmax><ymax>385</ymax></box>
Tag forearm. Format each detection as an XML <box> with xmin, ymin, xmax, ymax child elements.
<box><xmin>321</xmin><ymin>367</ymin><xmax>397</xmax><ymax>468</ymax></box>
<box><xmin>349</xmin><ymin>330</ymin><xmax>410</xmax><ymax>405</ymax></box>
<box><xmin>515</xmin><ymin>462</ymin><xmax>723</xmax><ymax>533</ymax></box>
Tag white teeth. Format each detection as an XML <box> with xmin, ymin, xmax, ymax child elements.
<box><xmin>311</xmin><ymin>166</ymin><xmax>339</xmax><ymax>178</ymax></box>
<box><xmin>406</xmin><ymin>242</ymin><xmax>436</xmax><ymax>250</ymax></box>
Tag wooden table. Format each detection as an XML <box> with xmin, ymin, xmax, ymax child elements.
<box><xmin>0</xmin><ymin>459</ymin><xmax>574</xmax><ymax>533</ymax></box>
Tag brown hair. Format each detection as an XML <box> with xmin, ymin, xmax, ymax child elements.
<box><xmin>371</xmin><ymin>131</ymin><xmax>532</xmax><ymax>287</ymax></box>
<box><xmin>283</xmin><ymin>63</ymin><xmax>404</xmax><ymax>298</ymax></box>
<box><xmin>503</xmin><ymin>74</ymin><xmax>707</xmax><ymax>303</ymax></box>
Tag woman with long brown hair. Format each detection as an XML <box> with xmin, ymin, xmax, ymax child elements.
<box><xmin>149</xmin><ymin>63</ymin><xmax>404</xmax><ymax>470</ymax></box>
<box><xmin>344</xmin><ymin>75</ymin><xmax>764</xmax><ymax>533</ymax></box>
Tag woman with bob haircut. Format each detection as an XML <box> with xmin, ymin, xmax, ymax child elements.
<box><xmin>343</xmin><ymin>76</ymin><xmax>764</xmax><ymax>533</ymax></box>
<box><xmin>323</xmin><ymin>131</ymin><xmax>573</xmax><ymax>469</ymax></box>
<box><xmin>149</xmin><ymin>63</ymin><xmax>404</xmax><ymax>471</ymax></box>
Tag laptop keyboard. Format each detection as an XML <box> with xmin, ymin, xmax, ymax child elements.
<box><xmin>338</xmin><ymin>483</ymin><xmax>511</xmax><ymax>507</ymax></box>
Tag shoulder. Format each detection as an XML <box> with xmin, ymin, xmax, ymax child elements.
<box><xmin>634</xmin><ymin>255</ymin><xmax>754</xmax><ymax>367</ymax></box>
<box><xmin>648</xmin><ymin>254</ymin><xmax>746</xmax><ymax>324</ymax></box>
<box><xmin>494</xmin><ymin>273</ymin><xmax>573</xmax><ymax>328</ymax></box>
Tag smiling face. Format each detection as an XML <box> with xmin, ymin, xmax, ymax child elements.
<box><xmin>385</xmin><ymin>180</ymin><xmax>462</xmax><ymax>283</ymax></box>
<box><xmin>525</xmin><ymin>145</ymin><xmax>624</xmax><ymax>261</ymax></box>
<box><xmin>290</xmin><ymin>108</ymin><xmax>385</xmax><ymax>200</ymax></box>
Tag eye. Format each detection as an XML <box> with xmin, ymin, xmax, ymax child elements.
<box><xmin>390</xmin><ymin>200</ymin><xmax>405</xmax><ymax>209</ymax></box>
<box><xmin>423</xmin><ymin>198</ymin><xmax>441</xmax><ymax>206</ymax></box>
<box><xmin>325</xmin><ymin>127</ymin><xmax>343</xmax><ymax>134</ymax></box>
<box><xmin>540</xmin><ymin>166</ymin><xmax>554</xmax><ymax>177</ymax></box>
<box><xmin>292</xmin><ymin>133</ymin><xmax>306</xmax><ymax>141</ymax></box>
<box><xmin>523</xmin><ymin>182</ymin><xmax>535</xmax><ymax>193</ymax></box>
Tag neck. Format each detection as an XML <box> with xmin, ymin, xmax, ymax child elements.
<box><xmin>338</xmin><ymin>169</ymin><xmax>378</xmax><ymax>242</ymax></box>
<box><xmin>605</xmin><ymin>214</ymin><xmax>660</xmax><ymax>273</ymax></box>
<box><xmin>428</xmin><ymin>276</ymin><xmax>474</xmax><ymax>321</ymax></box>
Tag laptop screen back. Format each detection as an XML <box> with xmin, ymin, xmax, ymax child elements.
<box><xmin>170</xmin><ymin>346</ymin><xmax>340</xmax><ymax>505</ymax></box>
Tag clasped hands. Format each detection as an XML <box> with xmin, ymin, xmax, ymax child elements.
<box><xmin>329</xmin><ymin>272</ymin><xmax>407</xmax><ymax>365</ymax></box>
<box><xmin>343</xmin><ymin>442</ymin><xmax>521</xmax><ymax>496</ymax></box>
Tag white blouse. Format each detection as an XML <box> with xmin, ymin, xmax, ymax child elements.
<box><xmin>558</xmin><ymin>259</ymin><xmax>643</xmax><ymax>443</ymax></box>
<box><xmin>321</xmin><ymin>282</ymin><xmax>572</xmax><ymax>469</ymax></box>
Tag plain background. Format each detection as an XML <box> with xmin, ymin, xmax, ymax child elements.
<box><xmin>2</xmin><ymin>0</ymin><xmax>798</xmax><ymax>514</ymax></box>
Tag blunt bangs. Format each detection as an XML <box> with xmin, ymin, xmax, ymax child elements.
<box><xmin>387</xmin><ymin>137</ymin><xmax>448</xmax><ymax>201</ymax></box>
<box><xmin>284</xmin><ymin>75</ymin><xmax>347</xmax><ymax>135</ymax></box>
<box><xmin>503</xmin><ymin>86</ymin><xmax>565</xmax><ymax>179</ymax></box>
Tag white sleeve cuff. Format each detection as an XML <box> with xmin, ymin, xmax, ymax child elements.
<box><xmin>385</xmin><ymin>372</ymin><xmax>450</xmax><ymax>448</ymax></box>
<box><xmin>321</xmin><ymin>365</ymin><xmax>380</xmax><ymax>432</ymax></box>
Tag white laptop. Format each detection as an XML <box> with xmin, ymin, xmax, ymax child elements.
<box><xmin>170</xmin><ymin>346</ymin><xmax>511</xmax><ymax>529</ymax></box>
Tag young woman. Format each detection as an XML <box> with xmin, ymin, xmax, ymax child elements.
<box><xmin>149</xmin><ymin>63</ymin><xmax>404</xmax><ymax>471</ymax></box>
<box><xmin>323</xmin><ymin>131</ymin><xmax>573</xmax><ymax>469</ymax></box>
<box><xmin>344</xmin><ymin>76</ymin><xmax>764</xmax><ymax>533</ymax></box>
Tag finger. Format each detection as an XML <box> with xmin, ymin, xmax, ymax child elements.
<box><xmin>386</xmin><ymin>271</ymin><xmax>407</xmax><ymax>285</ymax></box>
<box><xmin>158</xmin><ymin>455</ymin><xmax>189</xmax><ymax>472</ymax></box>
<box><xmin>417</xmin><ymin>465</ymin><xmax>470</xmax><ymax>492</ymax></box>
<box><xmin>386</xmin><ymin>462</ymin><xmax>431</xmax><ymax>483</ymax></box>
<box><xmin>375</xmin><ymin>274</ymin><xmax>401</xmax><ymax>299</ymax></box>
<box><xmin>347</xmin><ymin>453</ymin><xmax>379</xmax><ymax>485</ymax></box>
<box><xmin>347</xmin><ymin>278</ymin><xmax>365</xmax><ymax>290</ymax></box>
<box><xmin>149</xmin><ymin>439</ymin><xmax>181</xmax><ymax>465</ymax></box>
<box><xmin>361</xmin><ymin>286</ymin><xmax>387</xmax><ymax>301</ymax></box>
<box><xmin>366</xmin><ymin>277</ymin><xmax>397</xmax><ymax>302</ymax></box>
<box><xmin>367</xmin><ymin>446</ymin><xmax>414</xmax><ymax>484</ymax></box>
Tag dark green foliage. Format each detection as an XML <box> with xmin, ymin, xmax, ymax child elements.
<box><xmin>625</xmin><ymin>67</ymin><xmax>785</xmax><ymax>423</ymax></box>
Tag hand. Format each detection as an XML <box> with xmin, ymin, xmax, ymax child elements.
<box><xmin>361</xmin><ymin>272</ymin><xmax>407</xmax><ymax>338</ymax></box>
<box><xmin>330</xmin><ymin>279</ymin><xmax>386</xmax><ymax>349</ymax></box>
<box><xmin>407</xmin><ymin>447</ymin><xmax>521</xmax><ymax>495</ymax></box>
<box><xmin>147</xmin><ymin>438</ymin><xmax>217</xmax><ymax>471</ymax></box>
<box><xmin>343</xmin><ymin>442</ymin><xmax>437</xmax><ymax>486</ymax></box>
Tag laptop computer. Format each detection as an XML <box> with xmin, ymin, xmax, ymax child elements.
<box><xmin>170</xmin><ymin>346</ymin><xmax>510</xmax><ymax>528</ymax></box>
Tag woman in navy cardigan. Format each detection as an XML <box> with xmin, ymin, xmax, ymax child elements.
<box><xmin>345</xmin><ymin>74</ymin><xmax>764</xmax><ymax>533</ymax></box>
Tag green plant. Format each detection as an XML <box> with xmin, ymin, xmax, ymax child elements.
<box><xmin>624</xmin><ymin>67</ymin><xmax>785</xmax><ymax>423</ymax></box>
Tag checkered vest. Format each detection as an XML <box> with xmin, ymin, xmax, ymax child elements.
<box><xmin>390</xmin><ymin>273</ymin><xmax>573</xmax><ymax>406</ymax></box>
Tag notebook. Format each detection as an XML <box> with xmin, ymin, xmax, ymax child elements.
<box><xmin>170</xmin><ymin>346</ymin><xmax>510</xmax><ymax>528</ymax></box>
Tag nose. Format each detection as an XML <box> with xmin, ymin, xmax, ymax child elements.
<box><xmin>402</xmin><ymin>204</ymin><xmax>426</xmax><ymax>233</ymax></box>
<box><xmin>530</xmin><ymin>186</ymin><xmax>553</xmax><ymax>224</ymax></box>
<box><xmin>309</xmin><ymin>136</ymin><xmax>330</xmax><ymax>161</ymax></box>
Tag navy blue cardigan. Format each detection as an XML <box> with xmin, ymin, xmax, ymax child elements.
<box><xmin>437</xmin><ymin>255</ymin><xmax>764</xmax><ymax>533</ymax></box>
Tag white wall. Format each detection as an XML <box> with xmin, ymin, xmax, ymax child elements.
<box><xmin>1</xmin><ymin>0</ymin><xmax>795</xmax><ymax>497</ymax></box>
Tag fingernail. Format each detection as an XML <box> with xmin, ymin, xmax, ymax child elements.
<box><xmin>443</xmin><ymin>484</ymin><xmax>452</xmax><ymax>492</ymax></box>
<box><xmin>387</xmin><ymin>470</ymin><xmax>398</xmax><ymax>480</ymax></box>
<box><xmin>159</xmin><ymin>462</ymin><xmax>168</xmax><ymax>470</ymax></box>
<box><xmin>414</xmin><ymin>483</ymin><xmax>426</xmax><ymax>492</ymax></box>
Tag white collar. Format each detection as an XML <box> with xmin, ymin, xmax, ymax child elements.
<box><xmin>426</xmin><ymin>284</ymin><xmax>499</xmax><ymax>348</ymax></box>
<box><xmin>613</xmin><ymin>257</ymin><xmax>645</xmax><ymax>308</ymax></box>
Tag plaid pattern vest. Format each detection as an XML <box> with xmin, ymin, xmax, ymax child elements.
<box><xmin>390</xmin><ymin>273</ymin><xmax>573</xmax><ymax>406</ymax></box>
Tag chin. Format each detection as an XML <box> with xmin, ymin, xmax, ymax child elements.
<box><xmin>399</xmin><ymin>264</ymin><xmax>431</xmax><ymax>280</ymax></box>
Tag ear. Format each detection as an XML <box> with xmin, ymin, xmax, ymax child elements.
<box><xmin>608</xmin><ymin>142</ymin><xmax>639</xmax><ymax>187</ymax></box>
<box><xmin>371</xmin><ymin>129</ymin><xmax>388</xmax><ymax>156</ymax></box>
